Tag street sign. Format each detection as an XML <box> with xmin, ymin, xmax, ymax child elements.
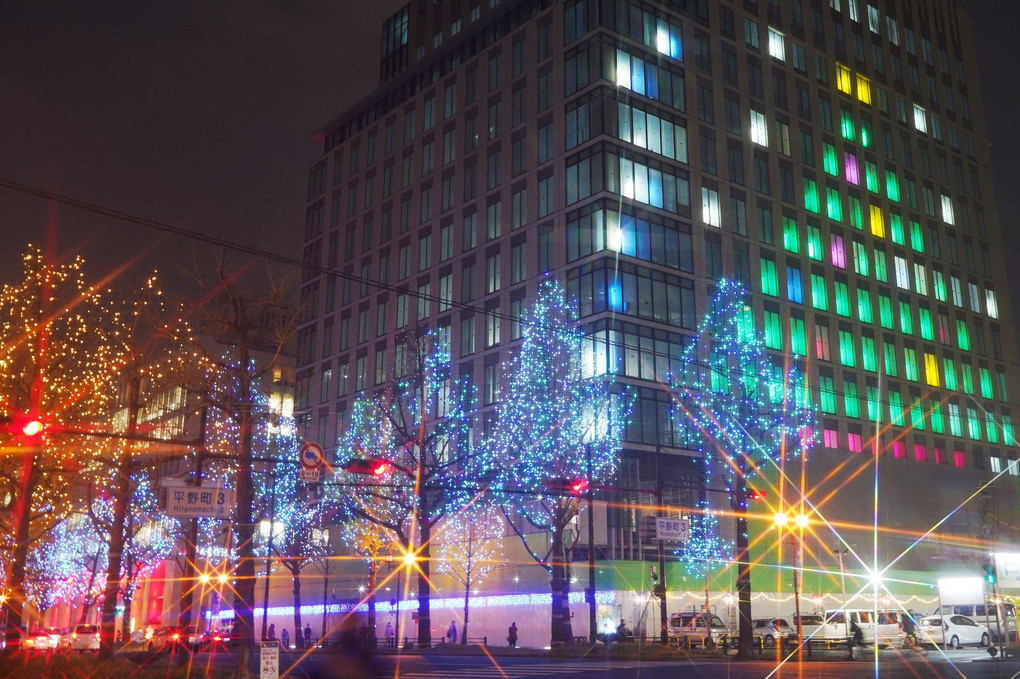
<box><xmin>260</xmin><ymin>640</ymin><xmax>279</xmax><ymax>679</ymax></box>
<box><xmin>655</xmin><ymin>516</ymin><xmax>690</xmax><ymax>542</ymax></box>
<box><xmin>166</xmin><ymin>485</ymin><xmax>235</xmax><ymax>519</ymax></box>
<box><xmin>299</xmin><ymin>442</ymin><xmax>325</xmax><ymax>470</ymax></box>
<box><xmin>298</xmin><ymin>468</ymin><xmax>321</xmax><ymax>483</ymax></box>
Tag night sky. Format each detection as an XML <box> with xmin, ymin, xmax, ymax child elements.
<box><xmin>2</xmin><ymin>1</ymin><xmax>1019</xmax><ymax>335</ymax></box>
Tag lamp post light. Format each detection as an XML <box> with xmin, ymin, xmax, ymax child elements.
<box><xmin>775</xmin><ymin>511</ymin><xmax>809</xmax><ymax>655</ymax></box>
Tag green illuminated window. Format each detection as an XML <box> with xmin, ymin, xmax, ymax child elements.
<box><xmin>783</xmin><ymin>217</ymin><xmax>800</xmax><ymax>253</ymax></box>
<box><xmin>834</xmin><ymin>281</ymin><xmax>850</xmax><ymax>316</ymax></box>
<box><xmin>790</xmin><ymin>317</ymin><xmax>807</xmax><ymax>355</ymax></box>
<box><xmin>889</xmin><ymin>214</ymin><xmax>904</xmax><ymax>245</ymax></box>
<box><xmin>764</xmin><ymin>309</ymin><xmax>782</xmax><ymax>349</ymax></box>
<box><xmin>911</xmin><ymin>398</ymin><xmax>925</xmax><ymax>430</ymax></box>
<box><xmin>924</xmin><ymin>352</ymin><xmax>940</xmax><ymax>386</ymax></box>
<box><xmin>956</xmin><ymin>320</ymin><xmax>970</xmax><ymax>350</ymax></box>
<box><xmin>869</xmin><ymin>204</ymin><xmax>885</xmax><ymax>238</ymax></box>
<box><xmin>845</xmin><ymin>379</ymin><xmax>860</xmax><ymax>417</ymax></box>
<box><xmin>944</xmin><ymin>357</ymin><xmax>957</xmax><ymax>390</ymax></box>
<box><xmin>860</xmin><ymin>117</ymin><xmax>872</xmax><ymax>147</ymax></box>
<box><xmin>886</xmin><ymin>171</ymin><xmax>900</xmax><ymax>202</ymax></box>
<box><xmin>811</xmin><ymin>274</ymin><xmax>828</xmax><ymax>310</ymax></box>
<box><xmin>961</xmin><ymin>363</ymin><xmax>974</xmax><ymax>395</ymax></box>
<box><xmin>807</xmin><ymin>224</ymin><xmax>823</xmax><ymax>260</ymax></box>
<box><xmin>862</xmin><ymin>336</ymin><xmax>877</xmax><ymax>371</ymax></box>
<box><xmin>980</xmin><ymin>368</ymin><xmax>993</xmax><ymax>399</ymax></box>
<box><xmin>997</xmin><ymin>371</ymin><xmax>1009</xmax><ymax>403</ymax></box>
<box><xmin>909</xmin><ymin>221</ymin><xmax>923</xmax><ymax>252</ymax></box>
<box><xmin>866</xmin><ymin>385</ymin><xmax>881</xmax><ymax>421</ymax></box>
<box><xmin>883</xmin><ymin>342</ymin><xmax>898</xmax><ymax>376</ymax></box>
<box><xmin>822</xmin><ymin>143</ymin><xmax>838</xmax><ymax>175</ymax></box>
<box><xmin>819</xmin><ymin>375</ymin><xmax>837</xmax><ymax>413</ymax></box>
<box><xmin>1003</xmin><ymin>414</ymin><xmax>1015</xmax><ymax>446</ymax></box>
<box><xmin>865</xmin><ymin>161</ymin><xmax>879</xmax><ymax>193</ymax></box>
<box><xmin>948</xmin><ymin>403</ymin><xmax>962</xmax><ymax>437</ymax></box>
<box><xmin>904</xmin><ymin>347</ymin><xmax>919</xmax><ymax>381</ymax></box>
<box><xmin>839</xmin><ymin>329</ymin><xmax>856</xmax><ymax>367</ymax></box>
<box><xmin>849</xmin><ymin>196</ymin><xmax>863</xmax><ymax>230</ymax></box>
<box><xmin>930</xmin><ymin>401</ymin><xmax>944</xmax><ymax>433</ymax></box>
<box><xmin>826</xmin><ymin>187</ymin><xmax>842</xmax><ymax>221</ymax></box>
<box><xmin>853</xmin><ymin>241</ymin><xmax>869</xmax><ymax>276</ymax></box>
<box><xmin>760</xmin><ymin>257</ymin><xmax>778</xmax><ymax>296</ymax></box>
<box><xmin>857</xmin><ymin>288</ymin><xmax>873</xmax><ymax>323</ymax></box>
<box><xmin>933</xmin><ymin>271</ymin><xmax>947</xmax><ymax>301</ymax></box>
<box><xmin>878</xmin><ymin>295</ymin><xmax>893</xmax><ymax>329</ymax></box>
<box><xmin>967</xmin><ymin>407</ymin><xmax>981</xmax><ymax>440</ymax></box>
<box><xmin>986</xmin><ymin>413</ymin><xmax>999</xmax><ymax>443</ymax></box>
<box><xmin>840</xmin><ymin>109</ymin><xmax>854</xmax><ymax>140</ymax></box>
<box><xmin>873</xmin><ymin>249</ymin><xmax>888</xmax><ymax>282</ymax></box>
<box><xmin>710</xmin><ymin>350</ymin><xmax>729</xmax><ymax>393</ymax></box>
<box><xmin>804</xmin><ymin>178</ymin><xmax>820</xmax><ymax>213</ymax></box>
<box><xmin>918</xmin><ymin>308</ymin><xmax>933</xmax><ymax>341</ymax></box>
<box><xmin>889</xmin><ymin>390</ymin><xmax>904</xmax><ymax>426</ymax></box>
<box><xmin>899</xmin><ymin>301</ymin><xmax>913</xmax><ymax>334</ymax></box>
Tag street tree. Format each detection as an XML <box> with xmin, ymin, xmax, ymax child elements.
<box><xmin>669</xmin><ymin>279</ymin><xmax>817</xmax><ymax>659</ymax></box>
<box><xmin>481</xmin><ymin>278</ymin><xmax>631</xmax><ymax>646</ymax></box>
<box><xmin>335</xmin><ymin>330</ymin><xmax>475</xmax><ymax>648</ymax></box>
<box><xmin>338</xmin><ymin>513</ymin><xmax>402</xmax><ymax>648</ymax></box>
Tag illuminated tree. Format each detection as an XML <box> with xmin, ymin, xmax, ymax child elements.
<box><xmin>434</xmin><ymin>504</ymin><xmax>506</xmax><ymax>644</ymax></box>
<box><xmin>481</xmin><ymin>278</ymin><xmax>631</xmax><ymax>647</ymax></box>
<box><xmin>338</xmin><ymin>512</ymin><xmax>402</xmax><ymax>648</ymax></box>
<box><xmin>0</xmin><ymin>247</ymin><xmax>126</xmax><ymax>636</ymax></box>
<box><xmin>28</xmin><ymin>512</ymin><xmax>106</xmax><ymax>623</ymax></box>
<box><xmin>334</xmin><ymin>330</ymin><xmax>475</xmax><ymax>648</ymax></box>
<box><xmin>675</xmin><ymin>502</ymin><xmax>730</xmax><ymax>612</ymax></box>
<box><xmin>670</xmin><ymin>279</ymin><xmax>817</xmax><ymax>659</ymax></box>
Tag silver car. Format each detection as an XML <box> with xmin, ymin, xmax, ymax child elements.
<box><xmin>752</xmin><ymin>618</ymin><xmax>792</xmax><ymax>648</ymax></box>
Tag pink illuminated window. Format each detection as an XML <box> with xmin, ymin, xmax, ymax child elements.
<box><xmin>914</xmin><ymin>443</ymin><xmax>927</xmax><ymax>462</ymax></box>
<box><xmin>892</xmin><ymin>441</ymin><xmax>905</xmax><ymax>458</ymax></box>
<box><xmin>954</xmin><ymin>450</ymin><xmax>966</xmax><ymax>467</ymax></box>
<box><xmin>844</xmin><ymin>153</ymin><xmax>860</xmax><ymax>185</ymax></box>
<box><xmin>848</xmin><ymin>432</ymin><xmax>863</xmax><ymax>452</ymax></box>
<box><xmin>831</xmin><ymin>235</ymin><xmax>847</xmax><ymax>268</ymax></box>
<box><xmin>824</xmin><ymin>428</ymin><xmax>839</xmax><ymax>448</ymax></box>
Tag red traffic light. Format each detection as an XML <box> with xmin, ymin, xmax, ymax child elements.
<box><xmin>747</xmin><ymin>489</ymin><xmax>767</xmax><ymax>501</ymax></box>
<box><xmin>545</xmin><ymin>477</ymin><xmax>590</xmax><ymax>495</ymax></box>
<box><xmin>343</xmin><ymin>458</ymin><xmax>392</xmax><ymax>476</ymax></box>
<box><xmin>22</xmin><ymin>419</ymin><xmax>44</xmax><ymax>436</ymax></box>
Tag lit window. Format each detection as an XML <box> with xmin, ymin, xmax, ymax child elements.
<box><xmin>768</xmin><ymin>28</ymin><xmax>785</xmax><ymax>60</ymax></box>
<box><xmin>924</xmin><ymin>353</ymin><xmax>940</xmax><ymax>386</ymax></box>
<box><xmin>899</xmin><ymin>300</ymin><xmax>913</xmax><ymax>334</ymax></box>
<box><xmin>839</xmin><ymin>330</ymin><xmax>855</xmax><ymax>367</ymax></box>
<box><xmin>848</xmin><ymin>432</ymin><xmax>863</xmax><ymax>452</ymax></box>
<box><xmin>865</xmin><ymin>161</ymin><xmax>879</xmax><ymax>193</ymax></box>
<box><xmin>856</xmin><ymin>74</ymin><xmax>872</xmax><ymax>104</ymax></box>
<box><xmin>857</xmin><ymin>289</ymin><xmax>872</xmax><ymax>323</ymax></box>
<box><xmin>823</xmin><ymin>143</ymin><xmax>838</xmax><ymax>175</ymax></box>
<box><xmin>702</xmin><ymin>187</ymin><xmax>721</xmax><ymax>226</ymax></box>
<box><xmin>807</xmin><ymin>225</ymin><xmax>823</xmax><ymax>260</ymax></box>
<box><xmin>944</xmin><ymin>357</ymin><xmax>957</xmax><ymax>390</ymax></box>
<box><xmin>750</xmin><ymin>110</ymin><xmax>769</xmax><ymax>146</ymax></box>
<box><xmin>836</xmin><ymin>62</ymin><xmax>853</xmax><ymax>94</ymax></box>
<box><xmin>760</xmin><ymin>257</ymin><xmax>778</xmax><ymax>296</ymax></box>
<box><xmin>888</xmin><ymin>391</ymin><xmax>904</xmax><ymax>426</ymax></box>
<box><xmin>987</xmin><ymin>289</ymin><xmax>999</xmax><ymax>318</ymax></box>
<box><xmin>830</xmin><ymin>235</ymin><xmax>846</xmax><ymax>268</ymax></box>
<box><xmin>886</xmin><ymin>171</ymin><xmax>900</xmax><ymax>202</ymax></box>
<box><xmin>844</xmin><ymin>153</ymin><xmax>859</xmax><ymax>184</ymax></box>
<box><xmin>819</xmin><ymin>376</ymin><xmax>837</xmax><ymax>413</ymax></box>
<box><xmin>826</xmin><ymin>188</ymin><xmax>843</xmax><ymax>221</ymax></box>
<box><xmin>913</xmin><ymin>104</ymin><xmax>927</xmax><ymax>133</ymax></box>
<box><xmin>873</xmin><ymin>249</ymin><xmax>887</xmax><ymax>282</ymax></box>
<box><xmin>763</xmin><ymin>310</ymin><xmax>782</xmax><ymax>349</ymax></box>
<box><xmin>787</xmin><ymin>265</ymin><xmax>803</xmax><ymax>303</ymax></box>
<box><xmin>909</xmin><ymin>220</ymin><xmax>923</xmax><ymax>252</ymax></box>
<box><xmin>889</xmin><ymin>214</ymin><xmax>904</xmax><ymax>245</ymax></box>
<box><xmin>903</xmin><ymin>347</ymin><xmax>918</xmax><ymax>381</ymax></box>
<box><xmin>930</xmin><ymin>402</ymin><xmax>944</xmax><ymax>433</ymax></box>
<box><xmin>845</xmin><ymin>381</ymin><xmax>860</xmax><ymax>418</ymax></box>
<box><xmin>790</xmin><ymin>317</ymin><xmax>807</xmax><ymax>355</ymax></box>
<box><xmin>811</xmin><ymin>274</ymin><xmax>828</xmax><ymax>310</ymax></box>
<box><xmin>878</xmin><ymin>296</ymin><xmax>893</xmax><ymax>329</ymax></box>
<box><xmin>956</xmin><ymin>319</ymin><xmax>970</xmax><ymax>350</ymax></box>
<box><xmin>840</xmin><ymin>109</ymin><xmax>855</xmax><ymax>140</ymax></box>
<box><xmin>803</xmin><ymin>178</ymin><xmax>820</xmax><ymax>213</ymax></box>
<box><xmin>834</xmin><ymin>281</ymin><xmax>850</xmax><ymax>316</ymax></box>
<box><xmin>940</xmin><ymin>195</ymin><xmax>954</xmax><ymax>224</ymax></box>
<box><xmin>869</xmin><ymin>204</ymin><xmax>885</xmax><ymax>238</ymax></box>
<box><xmin>783</xmin><ymin>217</ymin><xmax>800</xmax><ymax>252</ymax></box>
<box><xmin>913</xmin><ymin>263</ymin><xmax>928</xmax><ymax>296</ymax></box>
<box><xmin>862</xmin><ymin>336</ymin><xmax>877</xmax><ymax>371</ymax></box>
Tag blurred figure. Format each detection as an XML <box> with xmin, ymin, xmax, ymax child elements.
<box><xmin>302</xmin><ymin>615</ymin><xmax>382</xmax><ymax>679</ymax></box>
<box><xmin>281</xmin><ymin>628</ymin><xmax>290</xmax><ymax>649</ymax></box>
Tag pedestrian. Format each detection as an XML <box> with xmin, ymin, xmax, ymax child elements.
<box><xmin>304</xmin><ymin>623</ymin><xmax>313</xmax><ymax>648</ymax></box>
<box><xmin>901</xmin><ymin>612</ymin><xmax>917</xmax><ymax>649</ymax></box>
<box><xmin>447</xmin><ymin>620</ymin><xmax>458</xmax><ymax>644</ymax></box>
<box><xmin>281</xmin><ymin>627</ymin><xmax>289</xmax><ymax>649</ymax></box>
<box><xmin>507</xmin><ymin>621</ymin><xmax>518</xmax><ymax>648</ymax></box>
<box><xmin>268</xmin><ymin>623</ymin><xmax>276</xmax><ymax>641</ymax></box>
<box><xmin>385</xmin><ymin>621</ymin><xmax>394</xmax><ymax>648</ymax></box>
<box><xmin>616</xmin><ymin>619</ymin><xmax>628</xmax><ymax>642</ymax></box>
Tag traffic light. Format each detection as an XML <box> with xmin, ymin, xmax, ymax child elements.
<box><xmin>747</xmin><ymin>489</ymin><xmax>767</xmax><ymax>501</ymax></box>
<box><xmin>983</xmin><ymin>557</ymin><xmax>997</xmax><ymax>585</ymax></box>
<box><xmin>544</xmin><ymin>477</ymin><xmax>589</xmax><ymax>495</ymax></box>
<box><xmin>21</xmin><ymin>419</ymin><xmax>44</xmax><ymax>436</ymax></box>
<box><xmin>342</xmin><ymin>458</ymin><xmax>392</xmax><ymax>476</ymax></box>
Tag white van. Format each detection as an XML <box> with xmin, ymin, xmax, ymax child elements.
<box><xmin>819</xmin><ymin>609</ymin><xmax>902</xmax><ymax>647</ymax></box>
<box><xmin>939</xmin><ymin>602</ymin><xmax>1016</xmax><ymax>642</ymax></box>
<box><xmin>667</xmin><ymin>611</ymin><xmax>729</xmax><ymax>648</ymax></box>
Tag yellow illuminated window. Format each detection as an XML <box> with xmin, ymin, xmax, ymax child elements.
<box><xmin>836</xmin><ymin>63</ymin><xmax>852</xmax><ymax>94</ymax></box>
<box><xmin>869</xmin><ymin>204</ymin><xmax>885</xmax><ymax>238</ymax></box>
<box><xmin>856</xmin><ymin>74</ymin><xmax>871</xmax><ymax>105</ymax></box>
<box><xmin>924</xmin><ymin>352</ymin><xmax>940</xmax><ymax>387</ymax></box>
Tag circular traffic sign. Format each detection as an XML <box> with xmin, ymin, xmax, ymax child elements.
<box><xmin>299</xmin><ymin>442</ymin><xmax>325</xmax><ymax>469</ymax></box>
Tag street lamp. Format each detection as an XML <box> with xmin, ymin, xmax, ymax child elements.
<box><xmin>774</xmin><ymin>511</ymin><xmax>809</xmax><ymax>653</ymax></box>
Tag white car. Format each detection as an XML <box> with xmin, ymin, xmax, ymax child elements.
<box><xmin>667</xmin><ymin>611</ymin><xmax>729</xmax><ymax>648</ymax></box>
<box><xmin>751</xmin><ymin>618</ymin><xmax>792</xmax><ymax>648</ymax></box>
<box><xmin>918</xmin><ymin>615</ymin><xmax>990</xmax><ymax>649</ymax></box>
<box><xmin>26</xmin><ymin>627</ymin><xmax>63</xmax><ymax>651</ymax></box>
<box><xmin>66</xmin><ymin>624</ymin><xmax>100</xmax><ymax>652</ymax></box>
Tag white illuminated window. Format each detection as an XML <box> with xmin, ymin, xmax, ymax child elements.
<box><xmin>887</xmin><ymin>17</ymin><xmax>899</xmax><ymax>45</ymax></box>
<box><xmin>615</xmin><ymin>51</ymin><xmax>631</xmax><ymax>87</ymax></box>
<box><xmin>867</xmin><ymin>5</ymin><xmax>880</xmax><ymax>33</ymax></box>
<box><xmin>951</xmin><ymin>277</ymin><xmax>963</xmax><ymax>307</ymax></box>
<box><xmin>969</xmin><ymin>282</ymin><xmax>981</xmax><ymax>312</ymax></box>
<box><xmin>913</xmin><ymin>104</ymin><xmax>927</xmax><ymax>133</ymax></box>
<box><xmin>702</xmin><ymin>187</ymin><xmax>721</xmax><ymax>227</ymax></box>
<box><xmin>940</xmin><ymin>194</ymin><xmax>954</xmax><ymax>224</ymax></box>
<box><xmin>913</xmin><ymin>263</ymin><xmax>928</xmax><ymax>296</ymax></box>
<box><xmin>848</xmin><ymin>0</ymin><xmax>860</xmax><ymax>22</ymax></box>
<box><xmin>750</xmin><ymin>110</ymin><xmax>769</xmax><ymax>146</ymax></box>
<box><xmin>894</xmin><ymin>256</ymin><xmax>910</xmax><ymax>290</ymax></box>
<box><xmin>768</xmin><ymin>28</ymin><xmax>785</xmax><ymax>61</ymax></box>
<box><xmin>987</xmin><ymin>289</ymin><xmax>999</xmax><ymax>319</ymax></box>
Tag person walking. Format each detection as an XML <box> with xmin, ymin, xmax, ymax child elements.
<box><xmin>281</xmin><ymin>628</ymin><xmax>289</xmax><ymax>649</ymax></box>
<box><xmin>447</xmin><ymin>620</ymin><xmax>458</xmax><ymax>644</ymax></box>
<box><xmin>304</xmin><ymin>623</ymin><xmax>313</xmax><ymax>648</ymax></box>
<box><xmin>385</xmin><ymin>621</ymin><xmax>394</xmax><ymax>648</ymax></box>
<box><xmin>268</xmin><ymin>623</ymin><xmax>276</xmax><ymax>641</ymax></box>
<box><xmin>507</xmin><ymin>622</ymin><xmax>518</xmax><ymax>648</ymax></box>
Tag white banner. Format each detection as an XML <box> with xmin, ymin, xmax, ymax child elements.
<box><xmin>166</xmin><ymin>485</ymin><xmax>235</xmax><ymax>519</ymax></box>
<box><xmin>655</xmin><ymin>517</ymin><xmax>690</xmax><ymax>542</ymax></box>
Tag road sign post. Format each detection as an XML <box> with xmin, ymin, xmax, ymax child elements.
<box><xmin>260</xmin><ymin>640</ymin><xmax>279</xmax><ymax>679</ymax></box>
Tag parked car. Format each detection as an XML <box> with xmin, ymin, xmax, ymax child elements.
<box><xmin>1</xmin><ymin>626</ymin><xmax>27</xmax><ymax>651</ymax></box>
<box><xmin>751</xmin><ymin>618</ymin><xmax>792</xmax><ymax>647</ymax></box>
<box><xmin>197</xmin><ymin>628</ymin><xmax>240</xmax><ymax>651</ymax></box>
<box><xmin>816</xmin><ymin>609</ymin><xmax>902</xmax><ymax>646</ymax></box>
<box><xmin>791</xmin><ymin>614</ymin><xmax>825</xmax><ymax>641</ymax></box>
<box><xmin>26</xmin><ymin>627</ymin><xmax>63</xmax><ymax>651</ymax></box>
<box><xmin>918</xmin><ymin>615</ymin><xmax>990</xmax><ymax>649</ymax></box>
<box><xmin>66</xmin><ymin>624</ymin><xmax>100</xmax><ymax>652</ymax></box>
<box><xmin>148</xmin><ymin>625</ymin><xmax>200</xmax><ymax>651</ymax></box>
<box><xmin>667</xmin><ymin>611</ymin><xmax>729</xmax><ymax>648</ymax></box>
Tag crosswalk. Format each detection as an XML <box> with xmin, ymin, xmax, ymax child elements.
<box><xmin>396</xmin><ymin>661</ymin><xmax>605</xmax><ymax>678</ymax></box>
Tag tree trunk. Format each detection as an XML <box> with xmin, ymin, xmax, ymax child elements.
<box><xmin>416</xmin><ymin>521</ymin><xmax>432</xmax><ymax>648</ymax></box>
<box><xmin>233</xmin><ymin>383</ymin><xmax>257</xmax><ymax>678</ymax></box>
<box><xmin>461</xmin><ymin>573</ymin><xmax>470</xmax><ymax>645</ymax></box>
<box><xmin>549</xmin><ymin>525</ymin><xmax>573</xmax><ymax>646</ymax></box>
<box><xmin>732</xmin><ymin>477</ymin><xmax>754</xmax><ymax>660</ymax></box>
<box><xmin>367</xmin><ymin>559</ymin><xmax>376</xmax><ymax>648</ymax></box>
<box><xmin>5</xmin><ymin>452</ymin><xmax>38</xmax><ymax>648</ymax></box>
<box><xmin>320</xmin><ymin>569</ymin><xmax>329</xmax><ymax>643</ymax></box>
<box><xmin>290</xmin><ymin>563</ymin><xmax>303</xmax><ymax>649</ymax></box>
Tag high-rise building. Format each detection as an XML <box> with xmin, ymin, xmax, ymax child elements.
<box><xmin>298</xmin><ymin>0</ymin><xmax>1020</xmax><ymax>619</ymax></box>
